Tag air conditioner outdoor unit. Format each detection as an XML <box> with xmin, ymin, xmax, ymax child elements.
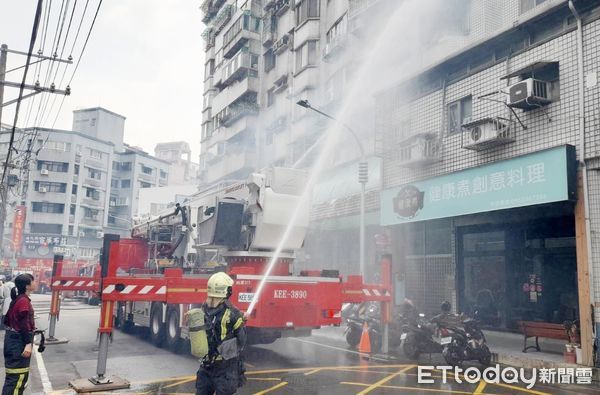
<box><xmin>40</xmin><ymin>169</ymin><xmax>49</xmax><ymax>175</ymax></box>
<box><xmin>507</xmin><ymin>78</ymin><xmax>551</xmax><ymax>110</ymax></box>
<box><xmin>96</xmin><ymin>231</ymin><xmax>104</xmax><ymax>238</ymax></box>
<box><xmin>273</xmin><ymin>34</ymin><xmax>289</xmax><ymax>55</ymax></box>
<box><xmin>39</xmin><ymin>187</ymin><xmax>47</xmax><ymax>193</ymax></box>
<box><xmin>78</xmin><ymin>231</ymin><xmax>85</xmax><ymax>237</ymax></box>
<box><xmin>462</xmin><ymin>117</ymin><xmax>514</xmax><ymax>150</ymax></box>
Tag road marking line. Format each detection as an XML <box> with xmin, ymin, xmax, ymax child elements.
<box><xmin>356</xmin><ymin>365</ymin><xmax>415</xmax><ymax>395</ymax></box>
<box><xmin>304</xmin><ymin>368</ymin><xmax>321</xmax><ymax>376</ymax></box>
<box><xmin>289</xmin><ymin>337</ymin><xmax>391</xmax><ymax>361</ymax></box>
<box><xmin>254</xmin><ymin>381</ymin><xmax>288</xmax><ymax>395</ymax></box>
<box><xmin>33</xmin><ymin>344</ymin><xmax>53</xmax><ymax>393</ymax></box>
<box><xmin>158</xmin><ymin>377</ymin><xmax>196</xmax><ymax>390</ymax></box>
<box><xmin>246</xmin><ymin>364</ymin><xmax>410</xmax><ymax>376</ymax></box>
<box><xmin>473</xmin><ymin>380</ymin><xmax>487</xmax><ymax>394</ymax></box>
<box><xmin>248</xmin><ymin>378</ymin><xmax>282</xmax><ymax>382</ymax></box>
<box><xmin>328</xmin><ymin>367</ymin><xmax>395</xmax><ymax>375</ymax></box>
<box><xmin>342</xmin><ymin>381</ymin><xmax>474</xmax><ymax>394</ymax></box>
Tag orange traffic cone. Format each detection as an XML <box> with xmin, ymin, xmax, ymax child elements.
<box><xmin>358</xmin><ymin>322</ymin><xmax>371</xmax><ymax>354</ymax></box>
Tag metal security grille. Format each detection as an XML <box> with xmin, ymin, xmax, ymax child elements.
<box><xmin>405</xmin><ymin>255</ymin><xmax>455</xmax><ymax>316</ymax></box>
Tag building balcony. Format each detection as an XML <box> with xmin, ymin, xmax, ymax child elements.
<box><xmin>216</xmin><ymin>49</ymin><xmax>259</xmax><ymax>89</ymax></box>
<box><xmin>81</xmin><ymin>197</ymin><xmax>104</xmax><ymax>208</ymax></box>
<box><xmin>322</xmin><ymin>35</ymin><xmax>348</xmax><ymax>62</ymax></box>
<box><xmin>221</xmin><ymin>101</ymin><xmax>259</xmax><ymax>128</ymax></box>
<box><xmin>83</xmin><ymin>177</ymin><xmax>104</xmax><ymax>189</ymax></box>
<box><xmin>138</xmin><ymin>172</ymin><xmax>155</xmax><ymax>182</ymax></box>
<box><xmin>213</xmin><ymin>4</ymin><xmax>233</xmax><ymax>34</ymax></box>
<box><xmin>212</xmin><ymin>77</ymin><xmax>259</xmax><ymax>115</ymax></box>
<box><xmin>28</xmin><ymin>212</ymin><xmax>66</xmax><ymax>225</ymax></box>
<box><xmin>201</xmin><ymin>0</ymin><xmax>227</xmax><ymax>24</ymax></box>
<box><xmin>206</xmin><ymin>150</ymin><xmax>256</xmax><ymax>183</ymax></box>
<box><xmin>392</xmin><ymin>134</ymin><xmax>442</xmax><ymax>168</ymax></box>
<box><xmin>348</xmin><ymin>0</ymin><xmax>383</xmax><ymax>19</ymax></box>
<box><xmin>204</xmin><ymin>76</ymin><xmax>214</xmax><ymax>94</ymax></box>
<box><xmin>202</xmin><ymin>107</ymin><xmax>212</xmax><ymax>124</ymax></box>
<box><xmin>80</xmin><ymin>216</ymin><xmax>103</xmax><ymax>227</ymax></box>
<box><xmin>84</xmin><ymin>158</ymin><xmax>106</xmax><ymax>170</ymax></box>
<box><xmin>293</xmin><ymin>67</ymin><xmax>319</xmax><ymax>93</ymax></box>
<box><xmin>273</xmin><ymin>34</ymin><xmax>291</xmax><ymax>55</ymax></box>
<box><xmin>223</xmin><ymin>29</ymin><xmax>260</xmax><ymax>59</ymax></box>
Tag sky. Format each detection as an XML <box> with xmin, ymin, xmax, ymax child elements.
<box><xmin>0</xmin><ymin>0</ymin><xmax>205</xmax><ymax>159</ymax></box>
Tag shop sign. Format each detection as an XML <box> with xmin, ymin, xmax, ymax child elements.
<box><xmin>11</xmin><ymin>206</ymin><xmax>26</xmax><ymax>253</ymax></box>
<box><xmin>24</xmin><ymin>234</ymin><xmax>68</xmax><ymax>246</ymax></box>
<box><xmin>381</xmin><ymin>145</ymin><xmax>576</xmax><ymax>225</ymax></box>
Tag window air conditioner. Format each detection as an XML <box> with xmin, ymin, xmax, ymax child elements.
<box><xmin>39</xmin><ymin>187</ymin><xmax>47</xmax><ymax>193</ymax></box>
<box><xmin>507</xmin><ymin>78</ymin><xmax>551</xmax><ymax>110</ymax></box>
<box><xmin>96</xmin><ymin>231</ymin><xmax>104</xmax><ymax>238</ymax></box>
<box><xmin>40</xmin><ymin>169</ymin><xmax>49</xmax><ymax>175</ymax></box>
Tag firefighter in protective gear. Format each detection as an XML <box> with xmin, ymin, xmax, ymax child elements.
<box><xmin>2</xmin><ymin>274</ymin><xmax>36</xmax><ymax>395</ymax></box>
<box><xmin>195</xmin><ymin>272</ymin><xmax>246</xmax><ymax>395</ymax></box>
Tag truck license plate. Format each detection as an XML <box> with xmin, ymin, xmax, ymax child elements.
<box><xmin>238</xmin><ymin>293</ymin><xmax>255</xmax><ymax>303</ymax></box>
<box><xmin>400</xmin><ymin>333</ymin><xmax>407</xmax><ymax>340</ymax></box>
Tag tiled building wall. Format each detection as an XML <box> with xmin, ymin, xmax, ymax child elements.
<box><xmin>380</xmin><ymin>24</ymin><xmax>585</xmax><ymax>190</ymax></box>
<box><xmin>583</xmin><ymin>18</ymin><xmax>600</xmax><ymax>322</ymax></box>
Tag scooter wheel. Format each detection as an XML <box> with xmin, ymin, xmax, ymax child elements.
<box><xmin>402</xmin><ymin>333</ymin><xmax>420</xmax><ymax>360</ymax></box>
<box><xmin>346</xmin><ymin>328</ymin><xmax>361</xmax><ymax>348</ymax></box>
<box><xmin>442</xmin><ymin>345</ymin><xmax>462</xmax><ymax>366</ymax></box>
<box><xmin>479</xmin><ymin>344</ymin><xmax>492</xmax><ymax>366</ymax></box>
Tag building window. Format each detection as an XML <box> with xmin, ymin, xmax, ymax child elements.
<box><xmin>447</xmin><ymin>95</ymin><xmax>472</xmax><ymax>134</ymax></box>
<box><xmin>204</xmin><ymin>59</ymin><xmax>215</xmax><ymax>80</ymax></box>
<box><xmin>70</xmin><ymin>204</ymin><xmax>76</xmax><ymax>215</ymax></box>
<box><xmin>30</xmin><ymin>223</ymin><xmax>62</xmax><ymax>234</ymax></box>
<box><xmin>34</xmin><ymin>181</ymin><xmax>67</xmax><ymax>193</ymax></box>
<box><xmin>141</xmin><ymin>165</ymin><xmax>153</xmax><ymax>175</ymax></box>
<box><xmin>160</xmin><ymin>170</ymin><xmax>168</xmax><ymax>179</ymax></box>
<box><xmin>296</xmin><ymin>40</ymin><xmax>318</xmax><ymax>72</ymax></box>
<box><xmin>87</xmin><ymin>168</ymin><xmax>102</xmax><ymax>180</ymax></box>
<box><xmin>69</xmin><ymin>225</ymin><xmax>74</xmax><ymax>235</ymax></box>
<box><xmin>84</xmin><ymin>207</ymin><xmax>99</xmax><ymax>219</ymax></box>
<box><xmin>267</xmin><ymin>88</ymin><xmax>275</xmax><ymax>107</ymax></box>
<box><xmin>264</xmin><ymin>49</ymin><xmax>276</xmax><ymax>72</ymax></box>
<box><xmin>89</xmin><ymin>149</ymin><xmax>103</xmax><ymax>159</ymax></box>
<box><xmin>140</xmin><ymin>181</ymin><xmax>152</xmax><ymax>188</ymax></box>
<box><xmin>121</xmin><ymin>179</ymin><xmax>131</xmax><ymax>188</ymax></box>
<box><xmin>520</xmin><ymin>0</ymin><xmax>547</xmax><ymax>14</ymax></box>
<box><xmin>85</xmin><ymin>187</ymin><xmax>100</xmax><ymax>200</ymax></box>
<box><xmin>296</xmin><ymin>0</ymin><xmax>320</xmax><ymax>26</ymax></box>
<box><xmin>32</xmin><ymin>202</ymin><xmax>65</xmax><ymax>213</ymax></box>
<box><xmin>37</xmin><ymin>161</ymin><xmax>69</xmax><ymax>172</ymax></box>
<box><xmin>74</xmin><ymin>164</ymin><xmax>80</xmax><ymax>174</ymax></box>
<box><xmin>44</xmin><ymin>141</ymin><xmax>71</xmax><ymax>152</ymax></box>
<box><xmin>72</xmin><ymin>184</ymin><xmax>78</xmax><ymax>195</ymax></box>
<box><xmin>111</xmin><ymin>178</ymin><xmax>119</xmax><ymax>188</ymax></box>
<box><xmin>108</xmin><ymin>215</ymin><xmax>116</xmax><ymax>224</ymax></box>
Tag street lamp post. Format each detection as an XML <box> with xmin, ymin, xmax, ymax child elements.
<box><xmin>296</xmin><ymin>100</ymin><xmax>368</xmax><ymax>279</ymax></box>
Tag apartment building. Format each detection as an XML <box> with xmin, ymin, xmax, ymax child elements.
<box><xmin>374</xmin><ymin>0</ymin><xmax>600</xmax><ymax>365</ymax></box>
<box><xmin>154</xmin><ymin>141</ymin><xmax>201</xmax><ymax>185</ymax></box>
<box><xmin>0</xmin><ymin>107</ymin><xmax>170</xmax><ymax>265</ymax></box>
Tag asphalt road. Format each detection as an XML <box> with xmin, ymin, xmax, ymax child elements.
<box><xmin>2</xmin><ymin>295</ymin><xmax>598</xmax><ymax>394</ymax></box>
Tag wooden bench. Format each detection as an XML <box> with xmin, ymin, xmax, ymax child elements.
<box><xmin>517</xmin><ymin>321</ymin><xmax>569</xmax><ymax>352</ymax></box>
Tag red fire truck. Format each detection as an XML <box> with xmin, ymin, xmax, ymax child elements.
<box><xmin>53</xmin><ymin>167</ymin><xmax>391</xmax><ymax>349</ymax></box>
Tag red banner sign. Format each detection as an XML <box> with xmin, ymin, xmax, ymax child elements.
<box><xmin>11</xmin><ymin>206</ymin><xmax>26</xmax><ymax>254</ymax></box>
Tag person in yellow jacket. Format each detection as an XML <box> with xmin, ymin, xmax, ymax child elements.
<box><xmin>195</xmin><ymin>272</ymin><xmax>246</xmax><ymax>395</ymax></box>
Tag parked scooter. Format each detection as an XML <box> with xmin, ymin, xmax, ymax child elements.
<box><xmin>400</xmin><ymin>300</ymin><xmax>452</xmax><ymax>360</ymax></box>
<box><xmin>442</xmin><ymin>316</ymin><xmax>492</xmax><ymax>366</ymax></box>
<box><xmin>344</xmin><ymin>302</ymin><xmax>380</xmax><ymax>349</ymax></box>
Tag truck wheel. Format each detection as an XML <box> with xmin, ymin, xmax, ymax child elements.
<box><xmin>149</xmin><ymin>304</ymin><xmax>165</xmax><ymax>347</ymax></box>
<box><xmin>165</xmin><ymin>307</ymin><xmax>181</xmax><ymax>350</ymax></box>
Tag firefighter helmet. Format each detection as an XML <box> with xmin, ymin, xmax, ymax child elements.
<box><xmin>207</xmin><ymin>272</ymin><xmax>234</xmax><ymax>298</ymax></box>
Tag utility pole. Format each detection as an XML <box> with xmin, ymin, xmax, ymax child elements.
<box><xmin>0</xmin><ymin>43</ymin><xmax>72</xmax><ymax>259</ymax></box>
